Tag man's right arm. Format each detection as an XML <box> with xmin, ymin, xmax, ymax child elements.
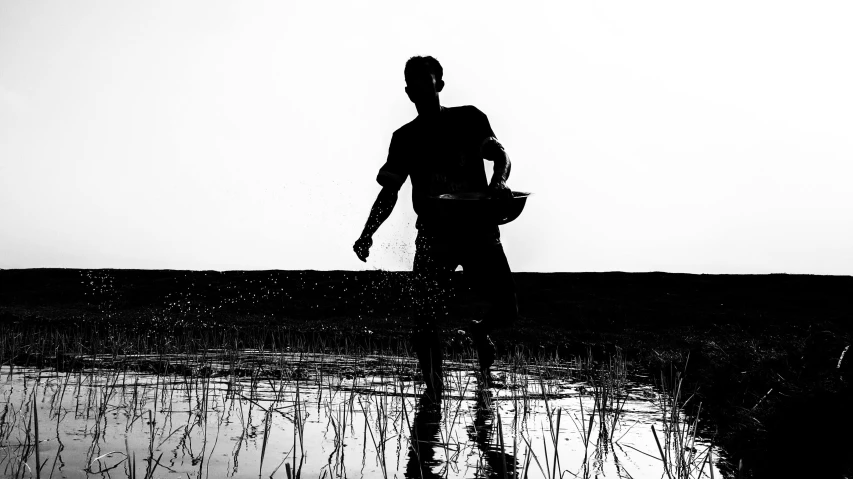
<box><xmin>354</xmin><ymin>130</ymin><xmax>408</xmax><ymax>262</ymax></box>
<box><xmin>353</xmin><ymin>186</ymin><xmax>398</xmax><ymax>262</ymax></box>
<box><xmin>360</xmin><ymin>187</ymin><xmax>398</xmax><ymax>239</ymax></box>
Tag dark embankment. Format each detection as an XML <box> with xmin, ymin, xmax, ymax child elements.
<box><xmin>1</xmin><ymin>268</ymin><xmax>851</xmax><ymax>478</ymax></box>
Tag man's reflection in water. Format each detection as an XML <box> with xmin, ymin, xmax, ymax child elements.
<box><xmin>468</xmin><ymin>388</ymin><xmax>518</xmax><ymax>478</ymax></box>
<box><xmin>405</xmin><ymin>387</ymin><xmax>518</xmax><ymax>479</ymax></box>
<box><xmin>405</xmin><ymin>393</ymin><xmax>444</xmax><ymax>479</ymax></box>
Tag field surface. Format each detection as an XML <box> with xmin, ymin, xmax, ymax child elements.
<box><xmin>1</xmin><ymin>269</ymin><xmax>851</xmax><ymax>478</ymax></box>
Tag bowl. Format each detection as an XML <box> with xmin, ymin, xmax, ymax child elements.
<box><xmin>426</xmin><ymin>191</ymin><xmax>531</xmax><ymax>225</ymax></box>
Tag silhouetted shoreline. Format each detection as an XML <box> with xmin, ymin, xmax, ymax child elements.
<box><xmin>2</xmin><ymin>268</ymin><xmax>850</xmax><ymax>325</ymax></box>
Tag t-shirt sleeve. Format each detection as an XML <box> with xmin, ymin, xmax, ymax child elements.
<box><xmin>470</xmin><ymin>106</ymin><xmax>497</xmax><ymax>145</ymax></box>
<box><xmin>471</xmin><ymin>106</ymin><xmax>505</xmax><ymax>161</ymax></box>
<box><xmin>376</xmin><ymin>131</ymin><xmax>409</xmax><ymax>190</ymax></box>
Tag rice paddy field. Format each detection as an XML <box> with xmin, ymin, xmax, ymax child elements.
<box><xmin>1</xmin><ymin>269</ymin><xmax>851</xmax><ymax>478</ymax></box>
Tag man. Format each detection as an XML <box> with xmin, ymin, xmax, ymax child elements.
<box><xmin>353</xmin><ymin>56</ymin><xmax>518</xmax><ymax>397</ymax></box>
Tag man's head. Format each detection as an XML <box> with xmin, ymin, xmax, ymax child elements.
<box><xmin>404</xmin><ymin>56</ymin><xmax>444</xmax><ymax>106</ymax></box>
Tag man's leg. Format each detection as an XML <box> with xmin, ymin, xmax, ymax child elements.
<box><xmin>462</xmin><ymin>242</ymin><xmax>518</xmax><ymax>380</ymax></box>
<box><xmin>411</xmin><ymin>233</ymin><xmax>458</xmax><ymax>398</ymax></box>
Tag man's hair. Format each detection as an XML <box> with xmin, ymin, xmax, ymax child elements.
<box><xmin>404</xmin><ymin>56</ymin><xmax>443</xmax><ymax>82</ymax></box>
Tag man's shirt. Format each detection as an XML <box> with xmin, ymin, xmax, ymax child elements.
<box><xmin>377</xmin><ymin>105</ymin><xmax>500</xmax><ymax>242</ymax></box>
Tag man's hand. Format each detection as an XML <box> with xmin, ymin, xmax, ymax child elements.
<box><xmin>488</xmin><ymin>181</ymin><xmax>513</xmax><ymax>199</ymax></box>
<box><xmin>353</xmin><ymin>235</ymin><xmax>373</xmax><ymax>262</ymax></box>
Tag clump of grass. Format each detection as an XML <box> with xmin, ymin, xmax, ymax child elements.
<box><xmin>586</xmin><ymin>347</ymin><xmax>629</xmax><ymax>444</ymax></box>
<box><xmin>652</xmin><ymin>356</ymin><xmax>716</xmax><ymax>479</ymax></box>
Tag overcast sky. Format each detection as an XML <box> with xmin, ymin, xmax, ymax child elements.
<box><xmin>2</xmin><ymin>1</ymin><xmax>851</xmax><ymax>274</ymax></box>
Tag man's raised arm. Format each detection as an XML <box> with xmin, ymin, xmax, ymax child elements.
<box><xmin>353</xmin><ymin>186</ymin><xmax>398</xmax><ymax>262</ymax></box>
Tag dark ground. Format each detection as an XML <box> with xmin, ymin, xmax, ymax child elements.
<box><xmin>1</xmin><ymin>268</ymin><xmax>851</xmax><ymax>478</ymax></box>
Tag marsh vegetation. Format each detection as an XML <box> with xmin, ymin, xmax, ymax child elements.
<box><xmin>0</xmin><ymin>327</ymin><xmax>719</xmax><ymax>479</ymax></box>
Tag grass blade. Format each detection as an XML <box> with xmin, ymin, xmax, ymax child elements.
<box><xmin>33</xmin><ymin>393</ymin><xmax>41</xmax><ymax>479</ymax></box>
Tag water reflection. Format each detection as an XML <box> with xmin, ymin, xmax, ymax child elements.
<box><xmin>406</xmin><ymin>382</ymin><xmax>519</xmax><ymax>478</ymax></box>
<box><xmin>0</xmin><ymin>352</ymin><xmax>720</xmax><ymax>479</ymax></box>
<box><xmin>467</xmin><ymin>388</ymin><xmax>517</xmax><ymax>479</ymax></box>
<box><xmin>406</xmin><ymin>393</ymin><xmax>444</xmax><ymax>479</ymax></box>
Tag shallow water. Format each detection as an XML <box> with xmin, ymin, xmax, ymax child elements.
<box><xmin>0</xmin><ymin>352</ymin><xmax>720</xmax><ymax>478</ymax></box>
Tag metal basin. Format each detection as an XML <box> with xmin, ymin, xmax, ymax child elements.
<box><xmin>426</xmin><ymin>191</ymin><xmax>531</xmax><ymax>225</ymax></box>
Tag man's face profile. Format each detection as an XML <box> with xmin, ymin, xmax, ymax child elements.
<box><xmin>405</xmin><ymin>71</ymin><xmax>443</xmax><ymax>105</ymax></box>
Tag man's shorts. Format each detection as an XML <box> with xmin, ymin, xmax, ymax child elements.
<box><xmin>411</xmin><ymin>228</ymin><xmax>518</xmax><ymax>331</ymax></box>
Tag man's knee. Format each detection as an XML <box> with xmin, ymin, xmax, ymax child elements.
<box><xmin>411</xmin><ymin>328</ymin><xmax>442</xmax><ymax>358</ymax></box>
<box><xmin>484</xmin><ymin>297</ymin><xmax>518</xmax><ymax>330</ymax></box>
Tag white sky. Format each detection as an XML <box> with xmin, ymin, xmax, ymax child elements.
<box><xmin>2</xmin><ymin>1</ymin><xmax>852</xmax><ymax>274</ymax></box>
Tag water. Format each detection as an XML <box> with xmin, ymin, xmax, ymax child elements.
<box><xmin>0</xmin><ymin>352</ymin><xmax>721</xmax><ymax>478</ymax></box>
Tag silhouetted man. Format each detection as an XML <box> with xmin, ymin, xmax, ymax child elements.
<box><xmin>354</xmin><ymin>56</ymin><xmax>518</xmax><ymax>398</ymax></box>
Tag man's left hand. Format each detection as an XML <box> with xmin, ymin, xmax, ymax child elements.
<box><xmin>488</xmin><ymin>181</ymin><xmax>513</xmax><ymax>199</ymax></box>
